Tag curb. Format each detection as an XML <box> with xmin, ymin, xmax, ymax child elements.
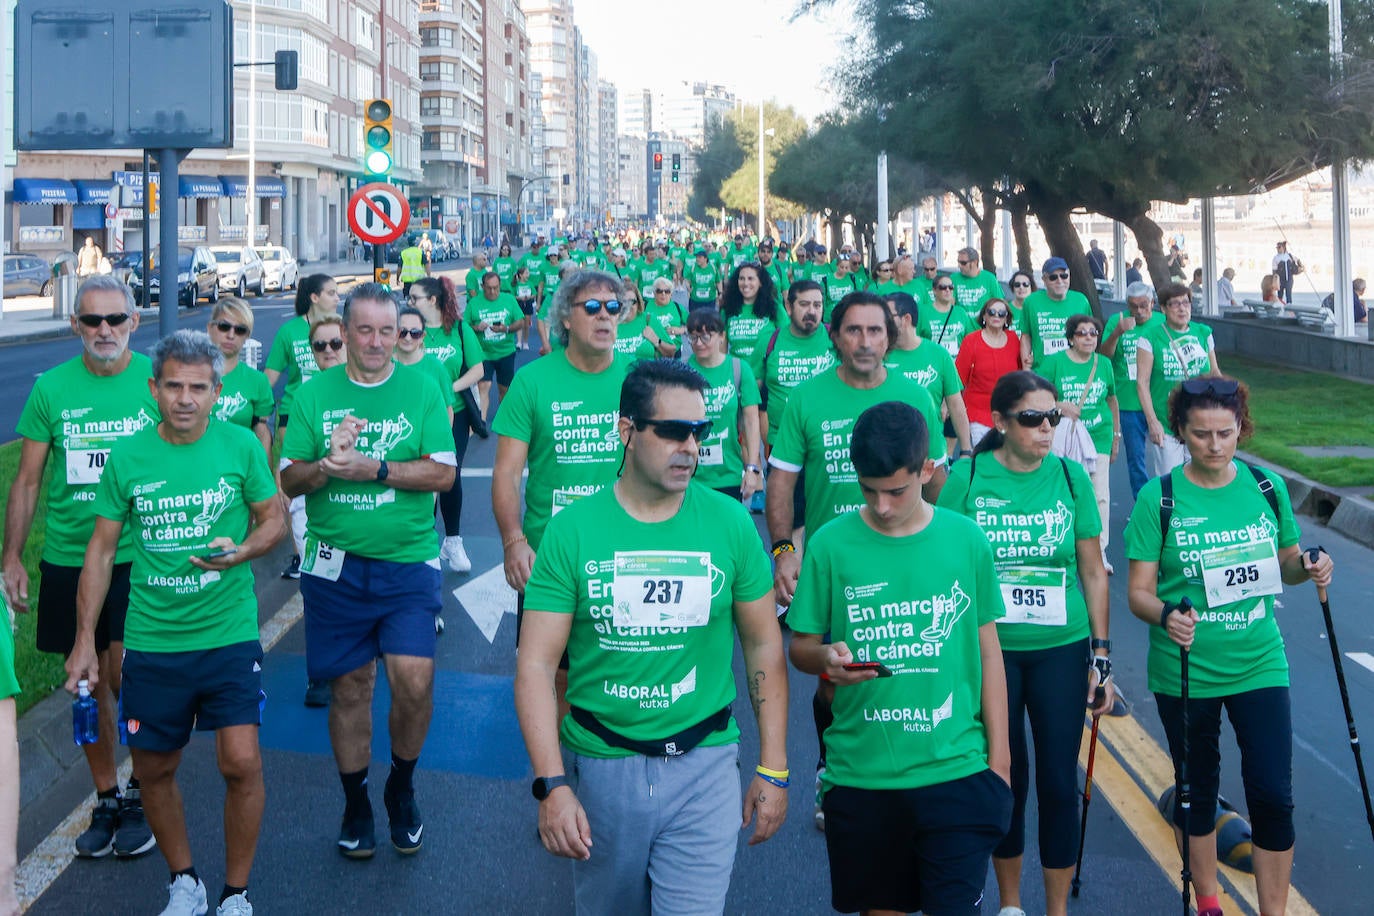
<box><xmin>1238</xmin><ymin>449</ymin><xmax>1374</xmax><ymax>550</ymax></box>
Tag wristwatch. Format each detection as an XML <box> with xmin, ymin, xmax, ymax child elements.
<box><xmin>531</xmin><ymin>775</ymin><xmax>569</xmax><ymax>800</ymax></box>
<box><xmin>375</xmin><ymin>459</ymin><xmax>390</xmax><ymax>482</ymax></box>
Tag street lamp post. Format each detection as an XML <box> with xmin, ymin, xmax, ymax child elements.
<box><xmin>516</xmin><ymin>175</ymin><xmax>553</xmax><ymax>246</ymax></box>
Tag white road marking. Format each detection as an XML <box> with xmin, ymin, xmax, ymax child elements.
<box><xmin>459</xmin><ymin>467</ymin><xmax>526</xmax><ymax>478</ymax></box>
<box><xmin>1346</xmin><ymin>651</ymin><xmax>1374</xmax><ymax>675</ymax></box>
<box><xmin>454</xmin><ymin>564</ymin><xmax>517</xmax><ymax>644</ymax></box>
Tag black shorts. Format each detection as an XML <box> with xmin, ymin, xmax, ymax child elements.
<box><xmin>36</xmin><ymin>561</ymin><xmax>132</xmax><ymax>654</ymax></box>
<box><xmin>121</xmin><ymin>640</ymin><xmax>264</xmax><ymax>752</ymax></box>
<box><xmin>277</xmin><ymin>413</ymin><xmax>290</xmax><ymax>428</ymax></box>
<box><xmin>518</xmin><ymin>298</ymin><xmax>536</xmax><ymax>316</ymax></box>
<box><xmin>483</xmin><ymin>353</ymin><xmax>517</xmax><ymax>388</ymax></box>
<box><xmin>943</xmin><ymin>416</ymin><xmax>957</xmax><ymax>440</ymax></box>
<box><xmin>822</xmin><ymin>769</ymin><xmax>1012</xmax><ymax>915</ymax></box>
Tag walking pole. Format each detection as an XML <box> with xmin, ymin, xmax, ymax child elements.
<box><xmin>1071</xmin><ymin>708</ymin><xmax>1102</xmax><ymax>898</ymax></box>
<box><xmin>1177</xmin><ymin>597</ymin><xmax>1194</xmax><ymax>916</ymax></box>
<box><xmin>1307</xmin><ymin>547</ymin><xmax>1374</xmax><ymax>845</ymax></box>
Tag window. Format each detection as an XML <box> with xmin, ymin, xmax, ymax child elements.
<box><xmin>421</xmin><ymin>27</ymin><xmax>455</xmax><ymax>48</ymax></box>
<box><xmin>422</xmin><ymin>130</ymin><xmax>458</xmax><ymax>151</ymax></box>
<box><xmin>419</xmin><ymin>61</ymin><xmax>457</xmax><ymax>82</ymax></box>
<box><xmin>421</xmin><ymin>95</ymin><xmax>456</xmax><ymax>118</ymax></box>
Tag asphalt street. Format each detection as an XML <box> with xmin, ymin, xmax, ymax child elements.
<box><xmin>9</xmin><ymin>298</ymin><xmax>1374</xmax><ymax>913</ymax></box>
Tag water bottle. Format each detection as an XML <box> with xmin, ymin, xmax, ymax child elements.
<box><xmin>72</xmin><ymin>679</ymin><xmax>99</xmax><ymax>746</ymax></box>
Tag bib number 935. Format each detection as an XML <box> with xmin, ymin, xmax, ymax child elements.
<box><xmin>1010</xmin><ymin>587</ymin><xmax>1047</xmax><ymax>608</ymax></box>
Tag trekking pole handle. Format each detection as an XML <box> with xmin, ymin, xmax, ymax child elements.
<box><xmin>1306</xmin><ymin>547</ymin><xmax>1328</xmax><ymax>603</ymax></box>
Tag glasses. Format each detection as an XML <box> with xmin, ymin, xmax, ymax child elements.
<box><xmin>398</xmin><ymin>328</ymin><xmax>426</xmax><ymax>340</ymax></box>
<box><xmin>654</xmin><ymin>287</ymin><xmax>673</xmax><ymax>295</ymax></box>
<box><xmin>1073</xmin><ymin>328</ymin><xmax>1101</xmax><ymax>338</ymax></box>
<box><xmin>577</xmin><ymin>298</ymin><xmax>623</xmax><ymax>315</ymax></box>
<box><xmin>687</xmin><ymin>331</ymin><xmax>718</xmax><ymax>344</ymax></box>
<box><xmin>1181</xmin><ymin>378</ymin><xmax>1239</xmax><ymax>397</ymax></box>
<box><xmin>1011</xmin><ymin>408</ymin><xmax>1062</xmax><ymax>428</ymax></box>
<box><xmin>923</xmin><ymin>266</ymin><xmax>938</xmax><ymax>272</ymax></box>
<box><xmin>214</xmin><ymin>320</ymin><xmax>250</xmax><ymax>336</ymax></box>
<box><xmin>77</xmin><ymin>312</ymin><xmax>131</xmax><ymax>328</ymax></box>
<box><xmin>635</xmin><ymin>417</ymin><xmax>714</xmax><ymax>443</ymax></box>
<box><xmin>985</xmin><ymin>309</ymin><xmax>1008</xmax><ymax>318</ymax></box>
<box><xmin>934</xmin><ymin>284</ymin><xmax>954</xmax><ymax>291</ymax></box>
<box><xmin>311</xmin><ymin>338</ymin><xmax>344</xmax><ymax>352</ymax></box>
<box><xmin>1010</xmin><ymin>281</ymin><xmax>1031</xmax><ymax>289</ymax></box>
<box><xmin>957</xmin><ymin>260</ymin><xmax>971</xmax><ymax>266</ymax></box>
<box><xmin>1046</xmin><ymin>272</ymin><xmax>1070</xmax><ymax>281</ymax></box>
<box><xmin>877</xmin><ymin>266</ymin><xmax>893</xmax><ymax>272</ymax></box>
<box><xmin>1166</xmin><ymin>297</ymin><xmax>1192</xmax><ymax>308</ymax></box>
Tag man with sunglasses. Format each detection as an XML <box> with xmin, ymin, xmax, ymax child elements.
<box><xmin>1100</xmin><ymin>282</ymin><xmax>1162</xmax><ymax>498</ymax></box>
<box><xmin>1021</xmin><ymin>257</ymin><xmax>1091</xmax><ymax>370</ymax></box>
<box><xmin>756</xmin><ymin>241</ymin><xmax>790</xmax><ymax>309</ymax></box>
<box><xmin>515</xmin><ymin>358</ymin><xmax>788</xmax><ymax>914</ymax></box>
<box><xmin>4</xmin><ymin>276</ymin><xmax>159</xmax><ymax>861</ymax></box>
<box><xmin>950</xmin><ymin>248</ymin><xmax>1002</xmax><ymax>315</ymax></box>
<box><xmin>644</xmin><ymin>279</ymin><xmax>689</xmax><ymax>358</ymax></box>
<box><xmin>468</xmin><ymin>272</ymin><xmax>528</xmax><ymax>417</ymax></box>
<box><xmin>283</xmin><ymin>284</ymin><xmax>458</xmax><ymax>860</ymax></box>
<box><xmin>876</xmin><ymin>256</ymin><xmax>927</xmax><ymax>308</ymax></box>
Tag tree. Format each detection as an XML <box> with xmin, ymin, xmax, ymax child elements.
<box><xmin>832</xmin><ymin>0</ymin><xmax>1374</xmax><ymax>308</ymax></box>
<box><xmin>687</xmin><ymin>117</ymin><xmax>745</xmax><ymax>224</ymax></box>
<box><xmin>717</xmin><ymin>102</ymin><xmax>810</xmax><ymax>236</ymax></box>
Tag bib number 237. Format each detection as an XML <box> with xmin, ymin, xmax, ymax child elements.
<box><xmin>612</xmin><ymin>551</ymin><xmax>712</xmax><ymax>629</ymax></box>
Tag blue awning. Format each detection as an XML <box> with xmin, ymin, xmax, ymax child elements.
<box><xmin>11</xmin><ymin>178</ymin><xmax>77</xmax><ymax>204</ymax></box>
<box><xmin>73</xmin><ymin>179</ymin><xmax>117</xmax><ymax>205</ymax></box>
<box><xmin>179</xmin><ymin>175</ymin><xmax>224</xmax><ymax>199</ymax></box>
<box><xmin>219</xmin><ymin>175</ymin><xmax>286</xmax><ymax>198</ymax></box>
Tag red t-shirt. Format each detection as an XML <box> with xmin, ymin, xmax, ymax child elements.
<box><xmin>956</xmin><ymin>328</ymin><xmax>1021</xmax><ymax>426</ymax></box>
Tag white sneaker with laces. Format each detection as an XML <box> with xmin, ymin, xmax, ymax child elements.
<box><xmin>441</xmin><ymin>535</ymin><xmax>472</xmax><ymax>573</ymax></box>
<box><xmin>159</xmin><ymin>874</ymin><xmax>208</xmax><ymax>916</ymax></box>
<box><xmin>216</xmin><ymin>893</ymin><xmax>252</xmax><ymax>916</ymax></box>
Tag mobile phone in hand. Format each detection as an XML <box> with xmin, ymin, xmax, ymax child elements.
<box><xmin>842</xmin><ymin>661</ymin><xmax>894</xmax><ymax>677</ymax></box>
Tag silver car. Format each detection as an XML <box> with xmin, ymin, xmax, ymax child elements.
<box><xmin>209</xmin><ymin>245</ymin><xmax>266</xmax><ymax>298</ymax></box>
<box><xmin>255</xmin><ymin>246</ymin><xmax>299</xmax><ymax>291</ymax></box>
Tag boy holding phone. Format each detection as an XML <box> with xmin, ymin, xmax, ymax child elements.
<box><xmin>787</xmin><ymin>401</ymin><xmax>1011</xmax><ymax>916</ymax></box>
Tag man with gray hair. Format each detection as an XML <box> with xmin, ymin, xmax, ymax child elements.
<box><xmin>66</xmin><ymin>329</ymin><xmax>284</xmax><ymax>916</ymax></box>
<box><xmin>1099</xmin><ymin>281</ymin><xmax>1161</xmax><ymax>498</ymax></box>
<box><xmin>4</xmin><ymin>275</ymin><xmax>159</xmax><ymax>861</ymax></box>
<box><xmin>949</xmin><ymin>247</ymin><xmax>1002</xmax><ymax>314</ymax></box>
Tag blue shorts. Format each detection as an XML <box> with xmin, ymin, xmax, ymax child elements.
<box><xmin>300</xmin><ymin>554</ymin><xmax>442</xmax><ymax>680</ymax></box>
<box><xmin>120</xmin><ymin>641</ymin><xmax>264</xmax><ymax>752</ymax></box>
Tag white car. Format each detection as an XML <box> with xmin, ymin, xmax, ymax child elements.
<box><xmin>209</xmin><ymin>245</ymin><xmax>266</xmax><ymax>298</ymax></box>
<box><xmin>255</xmin><ymin>245</ymin><xmax>299</xmax><ymax>292</ymax></box>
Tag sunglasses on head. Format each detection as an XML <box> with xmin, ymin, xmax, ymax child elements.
<box><xmin>577</xmin><ymin>298</ymin><xmax>623</xmax><ymax>315</ymax></box>
<box><xmin>398</xmin><ymin>328</ymin><xmax>426</xmax><ymax>340</ymax></box>
<box><xmin>1046</xmin><ymin>271</ymin><xmax>1070</xmax><ymax>281</ymax></box>
<box><xmin>214</xmin><ymin>320</ymin><xmax>250</xmax><ymax>336</ymax></box>
<box><xmin>77</xmin><ymin>312</ymin><xmax>131</xmax><ymax>328</ymax></box>
<box><xmin>311</xmin><ymin>338</ymin><xmax>344</xmax><ymax>352</ymax></box>
<box><xmin>1181</xmin><ymin>378</ymin><xmax>1239</xmax><ymax>397</ymax></box>
<box><xmin>1011</xmin><ymin>408</ymin><xmax>1062</xmax><ymax>428</ymax></box>
<box><xmin>635</xmin><ymin>417</ymin><xmax>713</xmax><ymax>442</ymax></box>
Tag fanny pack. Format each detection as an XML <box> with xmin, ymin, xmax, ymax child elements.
<box><xmin>569</xmin><ymin>704</ymin><xmax>732</xmax><ymax>758</ymax></box>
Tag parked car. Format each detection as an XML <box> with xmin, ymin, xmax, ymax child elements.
<box><xmin>209</xmin><ymin>245</ymin><xmax>266</xmax><ymax>298</ymax></box>
<box><xmin>128</xmin><ymin>246</ymin><xmax>220</xmax><ymax>308</ymax></box>
<box><xmin>254</xmin><ymin>245</ymin><xmax>298</xmax><ymax>292</ymax></box>
<box><xmin>3</xmin><ymin>254</ymin><xmax>53</xmax><ymax>297</ymax></box>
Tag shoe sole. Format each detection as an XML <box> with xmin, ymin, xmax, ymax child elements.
<box><xmin>392</xmin><ymin>840</ymin><xmax>422</xmax><ymax>855</ymax></box>
<box><xmin>113</xmin><ymin>835</ymin><xmax>157</xmax><ymax>857</ymax></box>
<box><xmin>338</xmin><ymin>844</ymin><xmax>375</xmax><ymax>860</ymax></box>
<box><xmin>75</xmin><ymin>842</ymin><xmax>114</xmax><ymax>858</ymax></box>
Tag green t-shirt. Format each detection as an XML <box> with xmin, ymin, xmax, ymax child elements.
<box><xmin>513</xmin><ymin>277</ymin><xmax>536</xmax><ymax>301</ymax></box>
<box><xmin>539</xmin><ymin>261</ymin><xmax>563</xmax><ymax>297</ymax></box>
<box><xmin>468</xmin><ymin>292</ymin><xmax>524</xmax><ymax>360</ymax></box>
<box><xmin>524</xmin><ymin>485</ymin><xmax>772</xmax><ymax>758</ymax></box>
<box><xmin>722</xmin><ymin>246</ymin><xmax>755</xmax><ymax>272</ymax></box>
<box><xmin>821</xmin><ymin>273</ymin><xmax>861</xmax><ymax>322</ymax></box>
<box><xmin>401</xmin><ymin>355</ymin><xmax>456</xmax><ymax>409</ymax></box>
<box><xmin>685</xmin><ymin>356</ymin><xmax>762</xmax><ymax>491</ymax></box>
<box><xmin>214</xmin><ymin>362</ymin><xmax>275</xmax><ymax>430</ymax></box>
<box><xmin>464</xmin><ymin>267</ymin><xmax>491</xmax><ymax>302</ymax></box>
<box><xmin>686</xmin><ymin>264</ymin><xmax>720</xmax><ymax>302</ymax></box>
<box><xmin>614</xmin><ymin>313</ymin><xmax>656</xmax><ymax>363</ymax></box>
<box><xmin>884</xmin><ymin>341</ymin><xmax>963</xmax><ymax>408</ymax></box>
<box><xmin>937</xmin><ymin>453</ymin><xmax>1100</xmax><ymax>652</ymax></box>
<box><xmin>265</xmin><ymin>315</ymin><xmax>319</xmax><ymax>418</ymax></box>
<box><xmin>758</xmin><ymin>261</ymin><xmax>789</xmax><ymax>306</ymax></box>
<box><xmin>787</xmin><ymin>509</ymin><xmax>1004</xmax><ymax>791</ymax></box>
<box><xmin>951</xmin><ymin>270</ymin><xmax>1003</xmax><ymax>314</ymax></box>
<box><xmin>724</xmin><ymin>311</ymin><xmax>774</xmax><ymax>362</ymax></box>
<box><xmin>919</xmin><ymin>305</ymin><xmax>978</xmax><ymax>360</ymax></box>
<box><xmin>423</xmin><ymin>322</ymin><xmax>484</xmax><ymax>415</ymax></box>
<box><xmin>1125</xmin><ymin>464</ymin><xmax>1300</xmax><ymax>698</ymax></box>
<box><xmin>490</xmin><ymin>351</ymin><xmax>630</xmax><ymax>550</ymax></box>
<box><xmin>15</xmin><ymin>354</ymin><xmax>159</xmax><ymax>566</ymax></box>
<box><xmin>751</xmin><ymin>323</ymin><xmax>838</xmax><ymax>440</ymax></box>
<box><xmin>0</xmin><ymin>588</ymin><xmax>18</xmax><ymax>699</ymax></box>
<box><xmin>1136</xmin><ymin>320</ymin><xmax>1214</xmax><ymax>421</ymax></box>
<box><xmin>634</xmin><ymin>258</ymin><xmax>672</xmax><ymax>290</ymax></box>
<box><xmin>875</xmin><ymin>278</ymin><xmax>929</xmax><ymax>309</ymax></box>
<box><xmin>770</xmin><ymin>368</ymin><xmax>943</xmax><ymax>535</ymax></box>
<box><xmin>1023</xmin><ymin>289</ymin><xmax>1093</xmax><ymax>369</ymax></box>
<box><xmin>94</xmin><ymin>421</ymin><xmax>276</xmax><ymax>652</ymax></box>
<box><xmin>1102</xmin><ymin>311</ymin><xmax>1161</xmax><ymax>412</ymax></box>
<box><xmin>492</xmin><ymin>256</ymin><xmax>519</xmax><ymax>290</ymax></box>
<box><xmin>283</xmin><ymin>364</ymin><xmax>455</xmax><ymax>564</ymax></box>
<box><xmin>1040</xmin><ymin>352</ymin><xmax>1117</xmax><ymax>455</ymax></box>
<box><xmin>645</xmin><ymin>299</ymin><xmax>688</xmax><ymax>351</ymax></box>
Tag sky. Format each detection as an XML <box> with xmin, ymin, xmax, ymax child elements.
<box><xmin>572</xmin><ymin>0</ymin><xmax>856</xmax><ymax>124</ymax></box>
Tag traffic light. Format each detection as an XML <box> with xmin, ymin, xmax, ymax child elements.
<box><xmin>652</xmin><ymin>152</ymin><xmax>663</xmax><ymax>170</ymax></box>
<box><xmin>363</xmin><ymin>99</ymin><xmax>394</xmax><ymax>177</ymax></box>
<box><xmin>671</xmin><ymin>153</ymin><xmax>680</xmax><ymax>183</ymax></box>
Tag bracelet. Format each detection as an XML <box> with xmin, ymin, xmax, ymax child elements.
<box><xmin>755</xmin><ymin>764</ymin><xmax>790</xmax><ymax>780</ymax></box>
<box><xmin>770</xmin><ymin>540</ymin><xmax>795</xmax><ymax>559</ymax></box>
<box><xmin>744</xmin><ymin>464</ymin><xmax>762</xmax><ymax>474</ymax></box>
<box><xmin>755</xmin><ymin>768</ymin><xmax>790</xmax><ymax>788</ymax></box>
<box><xmin>502</xmin><ymin>532</ymin><xmax>528</xmax><ymax>550</ymax></box>
<box><xmin>1090</xmin><ymin>637</ymin><xmax>1112</xmax><ymax>652</ymax></box>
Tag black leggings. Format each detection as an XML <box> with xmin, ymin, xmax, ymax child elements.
<box><xmin>995</xmin><ymin>638</ymin><xmax>1088</xmax><ymax>868</ymax></box>
<box><xmin>436</xmin><ymin>414</ymin><xmax>471</xmax><ymax>537</ymax></box>
<box><xmin>1155</xmin><ymin>685</ymin><xmax>1294</xmax><ymax>851</ymax></box>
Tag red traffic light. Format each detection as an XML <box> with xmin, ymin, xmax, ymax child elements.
<box><xmin>653</xmin><ymin>153</ymin><xmax>663</xmax><ymax>170</ymax></box>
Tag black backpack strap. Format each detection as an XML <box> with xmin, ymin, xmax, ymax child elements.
<box><xmin>1158</xmin><ymin>469</ymin><xmax>1175</xmax><ymax>548</ymax></box>
<box><xmin>1058</xmin><ymin>456</ymin><xmax>1076</xmax><ymax>502</ymax></box>
<box><xmin>1246</xmin><ymin>462</ymin><xmax>1281</xmax><ymax>524</ymax></box>
<box><xmin>963</xmin><ymin>451</ymin><xmax>978</xmax><ymax>513</ymax></box>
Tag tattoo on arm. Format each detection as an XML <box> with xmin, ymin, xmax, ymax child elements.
<box><xmin>748</xmin><ymin>670</ymin><xmax>765</xmax><ymax>715</ymax></box>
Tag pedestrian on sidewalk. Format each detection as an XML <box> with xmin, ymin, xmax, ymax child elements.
<box><xmin>1272</xmin><ymin>241</ymin><xmax>1301</xmax><ymax>304</ymax></box>
<box><xmin>76</xmin><ymin>237</ymin><xmax>103</xmax><ymax>278</ymax></box>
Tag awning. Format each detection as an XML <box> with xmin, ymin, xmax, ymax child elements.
<box><xmin>11</xmin><ymin>178</ymin><xmax>77</xmax><ymax>204</ymax></box>
<box><xmin>73</xmin><ymin>179</ymin><xmax>117</xmax><ymax>205</ymax></box>
<box><xmin>219</xmin><ymin>175</ymin><xmax>286</xmax><ymax>198</ymax></box>
<box><xmin>179</xmin><ymin>175</ymin><xmax>224</xmax><ymax>199</ymax></box>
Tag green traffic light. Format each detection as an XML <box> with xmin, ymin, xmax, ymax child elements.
<box><xmin>365</xmin><ymin>150</ymin><xmax>392</xmax><ymax>175</ymax></box>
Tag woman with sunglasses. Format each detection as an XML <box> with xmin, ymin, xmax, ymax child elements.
<box><xmin>394</xmin><ymin>306</ymin><xmax>455</xmax><ymax>424</ymax></box>
<box><xmin>492</xmin><ymin>242</ymin><xmax>518</xmax><ymax>292</ymax></box>
<box><xmin>613</xmin><ymin>280</ymin><xmax>656</xmax><ymax>363</ymax></box>
<box><xmin>938</xmin><ymin>371</ymin><xmax>1113</xmax><ymax>916</ymax></box>
<box><xmin>684</xmin><ymin>309</ymin><xmax>763</xmax><ymax>503</ymax></box>
<box><xmin>1006</xmin><ymin>270</ymin><xmax>1036</xmax><ymax>334</ymax></box>
<box><xmin>720</xmin><ymin>264</ymin><xmax>778</xmax><ymax>362</ymax></box>
<box><xmin>1041</xmin><ymin>315</ymin><xmax>1119</xmax><ymax>572</ymax></box>
<box><xmin>1135</xmin><ymin>282</ymin><xmax>1220</xmax><ymax>478</ymax></box>
<box><xmin>956</xmin><ymin>298</ymin><xmax>1021</xmax><ymax>447</ymax></box>
<box><xmin>1124</xmin><ymin>378</ymin><xmax>1332</xmax><ymax>916</ymax></box>
<box><xmin>644</xmin><ymin>278</ymin><xmax>689</xmax><ymax>359</ymax></box>
<box><xmin>207</xmin><ymin>297</ymin><xmax>274</xmax><ymax>456</ymax></box>
<box><xmin>923</xmin><ymin>275</ymin><xmax>978</xmax><ymax>361</ymax></box>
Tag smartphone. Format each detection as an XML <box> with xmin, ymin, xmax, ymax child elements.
<box><xmin>842</xmin><ymin>661</ymin><xmax>894</xmax><ymax>677</ymax></box>
<box><xmin>199</xmin><ymin>548</ymin><xmax>238</xmax><ymax>561</ymax></box>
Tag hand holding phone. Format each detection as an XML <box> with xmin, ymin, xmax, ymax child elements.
<box><xmin>842</xmin><ymin>661</ymin><xmax>894</xmax><ymax>678</ymax></box>
<box><xmin>199</xmin><ymin>548</ymin><xmax>238</xmax><ymax>562</ymax></box>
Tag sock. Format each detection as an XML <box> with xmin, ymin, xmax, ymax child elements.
<box><xmin>172</xmin><ymin>866</ymin><xmax>199</xmax><ymax>884</ymax></box>
<box><xmin>1197</xmin><ymin>894</ymin><xmax>1221</xmax><ymax>913</ymax></box>
<box><xmin>220</xmin><ymin>885</ymin><xmax>247</xmax><ymax>904</ymax></box>
<box><xmin>339</xmin><ymin>767</ymin><xmax>369</xmax><ymax>815</ymax></box>
<box><xmin>388</xmin><ymin>753</ymin><xmax>418</xmax><ymax>792</ymax></box>
<box><xmin>97</xmin><ymin>786</ymin><xmax>119</xmax><ymax>801</ymax></box>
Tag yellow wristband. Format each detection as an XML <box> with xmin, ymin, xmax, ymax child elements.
<box><xmin>755</xmin><ymin>765</ymin><xmax>790</xmax><ymax>781</ymax></box>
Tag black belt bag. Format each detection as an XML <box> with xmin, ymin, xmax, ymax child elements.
<box><xmin>569</xmin><ymin>705</ymin><xmax>732</xmax><ymax>758</ymax></box>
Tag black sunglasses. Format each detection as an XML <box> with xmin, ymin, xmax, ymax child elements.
<box><xmin>1012</xmin><ymin>408</ymin><xmax>1063</xmax><ymax>428</ymax></box>
<box><xmin>1046</xmin><ymin>271</ymin><xmax>1070</xmax><ymax>281</ymax></box>
<box><xmin>1181</xmin><ymin>378</ymin><xmax>1239</xmax><ymax>397</ymax></box>
<box><xmin>985</xmin><ymin>309</ymin><xmax>1008</xmax><ymax>318</ymax></box>
<box><xmin>77</xmin><ymin>312</ymin><xmax>131</xmax><ymax>328</ymax></box>
<box><xmin>311</xmin><ymin>338</ymin><xmax>344</xmax><ymax>352</ymax></box>
<box><xmin>397</xmin><ymin>328</ymin><xmax>426</xmax><ymax>340</ymax></box>
<box><xmin>1010</xmin><ymin>281</ymin><xmax>1031</xmax><ymax>288</ymax></box>
<box><xmin>214</xmin><ymin>320</ymin><xmax>250</xmax><ymax>336</ymax></box>
<box><xmin>577</xmin><ymin>298</ymin><xmax>623</xmax><ymax>315</ymax></box>
<box><xmin>923</xmin><ymin>266</ymin><xmax>938</xmax><ymax>272</ymax></box>
<box><xmin>934</xmin><ymin>284</ymin><xmax>954</xmax><ymax>291</ymax></box>
<box><xmin>635</xmin><ymin>417</ymin><xmax>713</xmax><ymax>443</ymax></box>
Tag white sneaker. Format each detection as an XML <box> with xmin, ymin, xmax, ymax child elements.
<box><xmin>441</xmin><ymin>536</ymin><xmax>472</xmax><ymax>574</ymax></box>
<box><xmin>159</xmin><ymin>874</ymin><xmax>208</xmax><ymax>916</ymax></box>
<box><xmin>216</xmin><ymin>893</ymin><xmax>252</xmax><ymax>916</ymax></box>
<box><xmin>997</xmin><ymin>908</ymin><xmax>1027</xmax><ymax>916</ymax></box>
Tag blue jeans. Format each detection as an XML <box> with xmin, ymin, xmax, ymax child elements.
<box><xmin>1120</xmin><ymin>410</ymin><xmax>1150</xmax><ymax>498</ymax></box>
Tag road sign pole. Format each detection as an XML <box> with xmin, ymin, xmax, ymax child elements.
<box><xmin>142</xmin><ymin>151</ymin><xmax>152</xmax><ymax>312</ymax></box>
<box><xmin>157</xmin><ymin>148</ymin><xmax>185</xmax><ymax>338</ymax></box>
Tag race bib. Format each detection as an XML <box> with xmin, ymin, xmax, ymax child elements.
<box><xmin>1044</xmin><ymin>336</ymin><xmax>1070</xmax><ymax>355</ymax></box>
<box><xmin>300</xmin><ymin>534</ymin><xmax>346</xmax><ymax>582</ymax></box>
<box><xmin>66</xmin><ymin>448</ymin><xmax>110</xmax><ymax>486</ymax></box>
<box><xmin>1175</xmin><ymin>339</ymin><xmax>1206</xmax><ymax>368</ymax></box>
<box><xmin>611</xmin><ymin>551</ymin><xmax>712</xmax><ymax>629</ymax></box>
<box><xmin>997</xmin><ymin>566</ymin><xmax>1068</xmax><ymax>626</ymax></box>
<box><xmin>697</xmin><ymin>435</ymin><xmax>725</xmax><ymax>467</ymax></box>
<box><xmin>1200</xmin><ymin>540</ymin><xmax>1281</xmax><ymax>608</ymax></box>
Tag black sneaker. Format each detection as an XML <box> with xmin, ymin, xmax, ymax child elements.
<box><xmin>304</xmin><ymin>680</ymin><xmax>330</xmax><ymax>708</ymax></box>
<box><xmin>281</xmin><ymin>554</ymin><xmax>301</xmax><ymax>580</ymax></box>
<box><xmin>383</xmin><ymin>780</ymin><xmax>423</xmax><ymax>854</ymax></box>
<box><xmin>337</xmin><ymin>801</ymin><xmax>376</xmax><ymax>859</ymax></box>
<box><xmin>113</xmin><ymin>787</ymin><xmax>157</xmax><ymax>857</ymax></box>
<box><xmin>75</xmin><ymin>797</ymin><xmax>119</xmax><ymax>858</ymax></box>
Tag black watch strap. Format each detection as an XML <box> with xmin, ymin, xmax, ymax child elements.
<box><xmin>1090</xmin><ymin>638</ymin><xmax>1112</xmax><ymax>652</ymax></box>
<box><xmin>531</xmin><ymin>775</ymin><xmax>569</xmax><ymax>801</ymax></box>
<box><xmin>375</xmin><ymin>458</ymin><xmax>390</xmax><ymax>482</ymax></box>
